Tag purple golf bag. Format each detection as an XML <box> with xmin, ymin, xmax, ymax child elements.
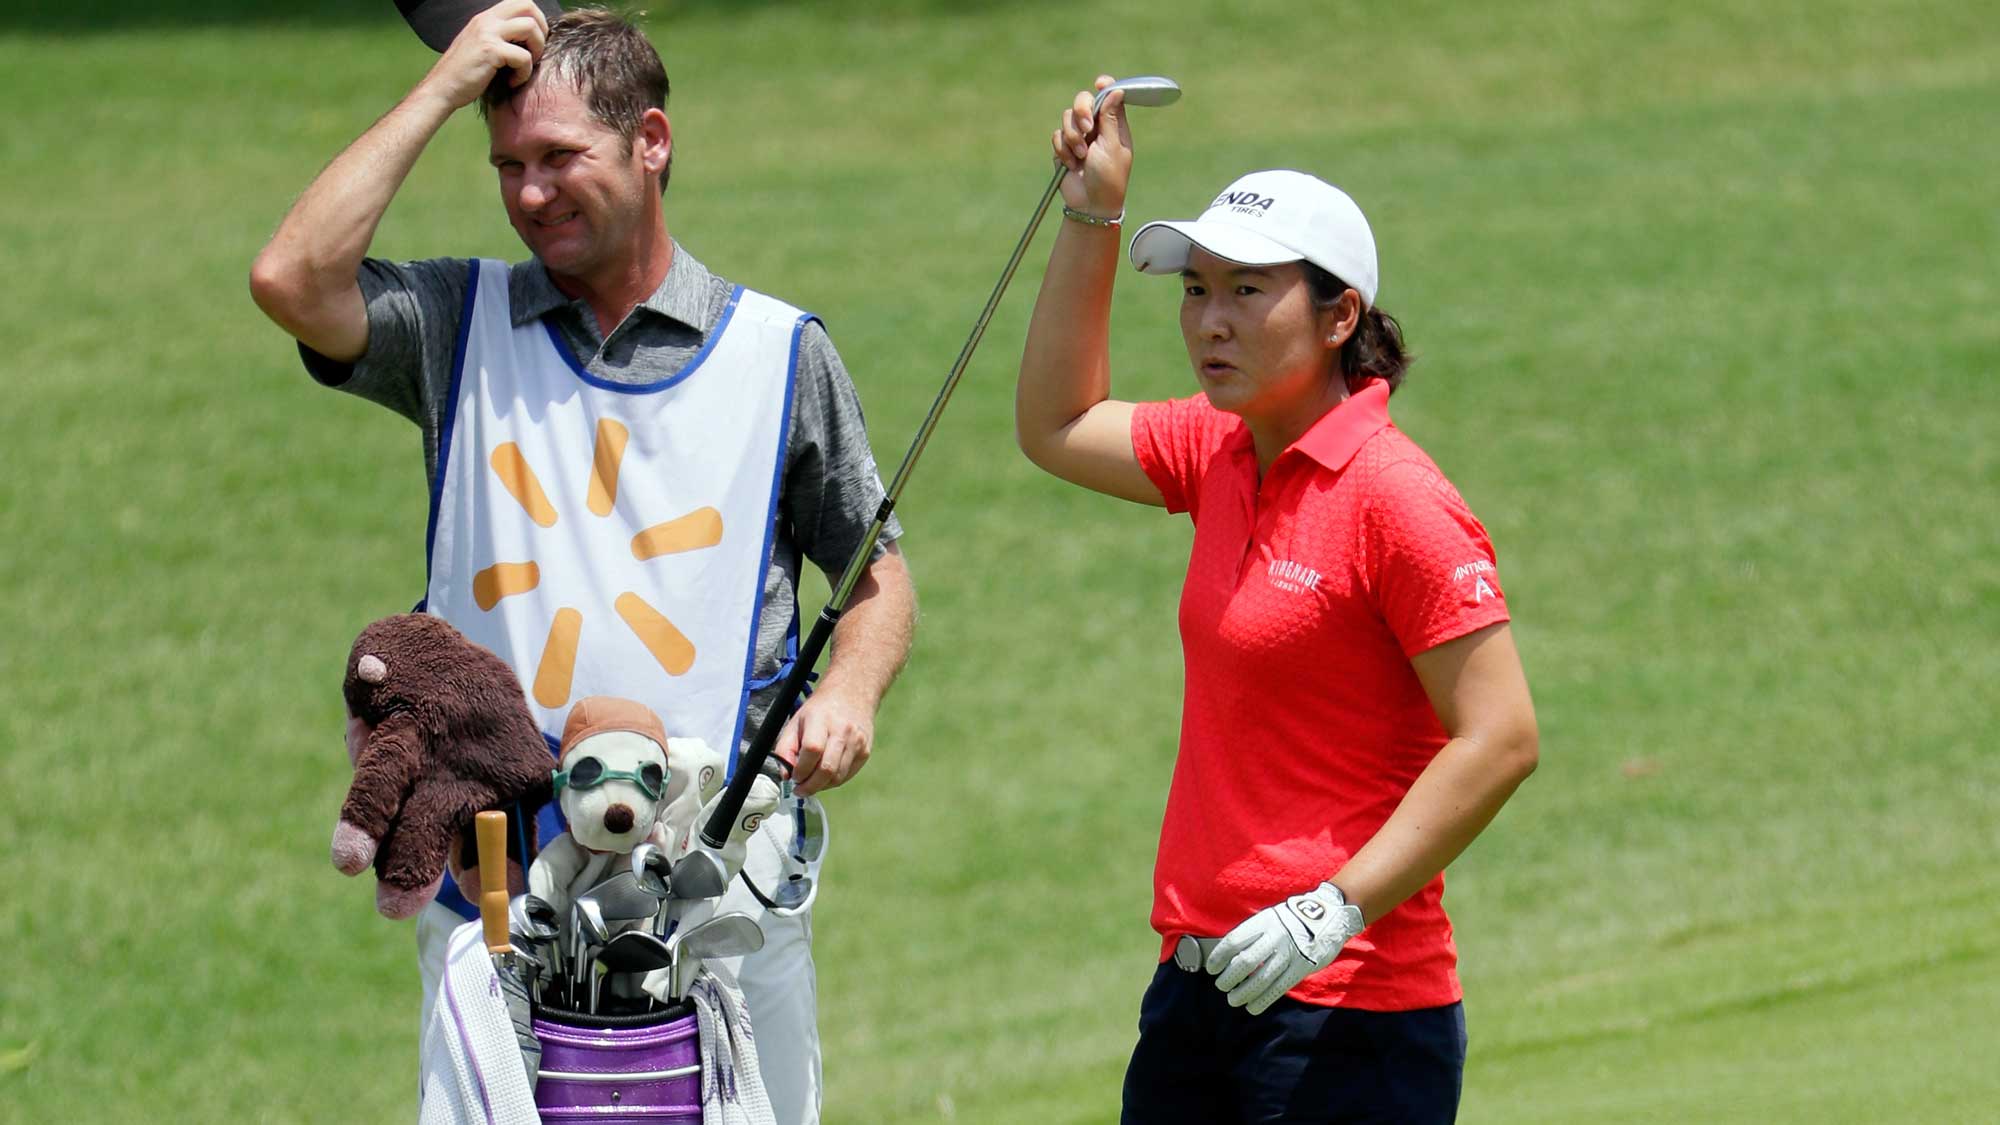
<box><xmin>532</xmin><ymin>999</ymin><xmax>702</xmax><ymax>1122</ymax></box>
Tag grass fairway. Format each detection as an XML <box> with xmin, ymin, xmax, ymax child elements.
<box><xmin>3</xmin><ymin>0</ymin><xmax>1996</xmax><ymax>1121</ymax></box>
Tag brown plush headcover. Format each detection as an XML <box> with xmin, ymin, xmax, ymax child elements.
<box><xmin>560</xmin><ymin>696</ymin><xmax>668</xmax><ymax>763</ymax></box>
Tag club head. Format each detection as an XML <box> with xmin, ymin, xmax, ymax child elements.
<box><xmin>588</xmin><ymin>870</ymin><xmax>665</xmax><ymax>921</ymax></box>
<box><xmin>680</xmin><ymin>912</ymin><xmax>764</xmax><ymax>961</ymax></box>
<box><xmin>509</xmin><ymin>894</ymin><xmax>561</xmax><ymax>943</ymax></box>
<box><xmin>631</xmin><ymin>843</ymin><xmax>671</xmax><ymax>898</ymax></box>
<box><xmin>667</xmin><ymin>849</ymin><xmax>729</xmax><ymax>900</ymax></box>
<box><xmin>596</xmin><ymin>930</ymin><xmax>675</xmax><ymax>975</ymax></box>
<box><xmin>395</xmin><ymin>0</ymin><xmax>564</xmax><ymax>53</ymax></box>
<box><xmin>667</xmin><ymin>912</ymin><xmax>765</xmax><ymax>999</ymax></box>
<box><xmin>574</xmin><ymin>896</ymin><xmax>610</xmax><ymax>946</ymax></box>
<box><xmin>1095</xmin><ymin>75</ymin><xmax>1181</xmax><ymax>111</ymax></box>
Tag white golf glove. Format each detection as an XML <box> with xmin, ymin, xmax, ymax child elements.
<box><xmin>1207</xmin><ymin>882</ymin><xmax>1366</xmax><ymax>1015</ymax></box>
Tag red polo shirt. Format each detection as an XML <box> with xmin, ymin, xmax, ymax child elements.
<box><xmin>1131</xmin><ymin>380</ymin><xmax>1510</xmax><ymax>1011</ymax></box>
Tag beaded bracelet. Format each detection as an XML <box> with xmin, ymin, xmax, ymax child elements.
<box><xmin>1061</xmin><ymin>205</ymin><xmax>1124</xmax><ymax>227</ymax></box>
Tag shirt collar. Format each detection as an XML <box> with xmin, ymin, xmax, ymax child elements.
<box><xmin>506</xmin><ymin>240</ymin><xmax>714</xmax><ymax>332</ymax></box>
<box><xmin>1289</xmin><ymin>379</ymin><xmax>1393</xmax><ymax>472</ymax></box>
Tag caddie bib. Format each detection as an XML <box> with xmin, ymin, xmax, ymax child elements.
<box><xmin>423</xmin><ymin>258</ymin><xmax>805</xmax><ymax>760</ymax></box>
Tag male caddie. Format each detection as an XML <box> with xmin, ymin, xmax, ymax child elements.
<box><xmin>250</xmin><ymin>5</ymin><xmax>917</xmax><ymax>1121</ymax></box>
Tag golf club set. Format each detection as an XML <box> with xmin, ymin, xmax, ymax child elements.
<box><xmin>504</xmin><ymin>843</ymin><xmax>764</xmax><ymax>1018</ymax></box>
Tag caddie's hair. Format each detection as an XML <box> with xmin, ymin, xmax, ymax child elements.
<box><xmin>480</xmin><ymin>7</ymin><xmax>674</xmax><ymax>194</ymax></box>
<box><xmin>1304</xmin><ymin>262</ymin><xmax>1411</xmax><ymax>393</ymax></box>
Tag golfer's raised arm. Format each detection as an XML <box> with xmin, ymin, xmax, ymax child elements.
<box><xmin>1016</xmin><ymin>80</ymin><xmax>1163</xmax><ymax>506</ymax></box>
<box><xmin>249</xmin><ymin>0</ymin><xmax>550</xmax><ymax>360</ymax></box>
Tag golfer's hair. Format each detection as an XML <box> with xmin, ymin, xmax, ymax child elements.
<box><xmin>1304</xmin><ymin>263</ymin><xmax>1411</xmax><ymax>393</ymax></box>
<box><xmin>480</xmin><ymin>7</ymin><xmax>674</xmax><ymax>194</ymax></box>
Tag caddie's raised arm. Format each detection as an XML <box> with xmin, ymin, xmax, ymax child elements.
<box><xmin>248</xmin><ymin>0</ymin><xmax>551</xmax><ymax>359</ymax></box>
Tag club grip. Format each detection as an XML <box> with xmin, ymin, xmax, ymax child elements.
<box><xmin>475</xmin><ymin>810</ymin><xmax>512</xmax><ymax>954</ymax></box>
<box><xmin>701</xmin><ymin>605</ymin><xmax>837</xmax><ymax>847</ymax></box>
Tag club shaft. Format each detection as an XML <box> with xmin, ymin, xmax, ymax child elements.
<box><xmin>702</xmin><ymin>163</ymin><xmax>1070</xmax><ymax>847</ymax></box>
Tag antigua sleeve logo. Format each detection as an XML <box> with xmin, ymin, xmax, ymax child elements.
<box><xmin>1453</xmin><ymin>559</ymin><xmax>1500</xmax><ymax>604</ymax></box>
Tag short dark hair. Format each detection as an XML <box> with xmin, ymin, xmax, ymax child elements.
<box><xmin>1303</xmin><ymin>262</ymin><xmax>1411</xmax><ymax>393</ymax></box>
<box><xmin>480</xmin><ymin>8</ymin><xmax>674</xmax><ymax>194</ymax></box>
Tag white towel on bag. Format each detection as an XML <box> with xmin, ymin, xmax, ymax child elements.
<box><xmin>418</xmin><ymin>921</ymin><xmax>540</xmax><ymax>1125</ymax></box>
<box><xmin>690</xmin><ymin>966</ymin><xmax>777</xmax><ymax>1125</ymax></box>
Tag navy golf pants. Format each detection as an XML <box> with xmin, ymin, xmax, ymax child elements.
<box><xmin>1121</xmin><ymin>961</ymin><xmax>1467</xmax><ymax>1124</ymax></box>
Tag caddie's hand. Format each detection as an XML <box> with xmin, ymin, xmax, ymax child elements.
<box><xmin>778</xmin><ymin>687</ymin><xmax>876</xmax><ymax>797</ymax></box>
<box><xmin>1207</xmin><ymin>882</ymin><xmax>1366</xmax><ymax>1015</ymax></box>
<box><xmin>418</xmin><ymin>0</ymin><xmax>551</xmax><ymax>111</ymax></box>
<box><xmin>1053</xmin><ymin>75</ymin><xmax>1134</xmax><ymax>219</ymax></box>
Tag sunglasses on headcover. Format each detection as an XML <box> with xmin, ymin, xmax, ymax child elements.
<box><xmin>552</xmin><ymin>755</ymin><xmax>667</xmax><ymax>800</ymax></box>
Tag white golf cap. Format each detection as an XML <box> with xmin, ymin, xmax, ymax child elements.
<box><xmin>1129</xmin><ymin>169</ymin><xmax>1380</xmax><ymax>307</ymax></box>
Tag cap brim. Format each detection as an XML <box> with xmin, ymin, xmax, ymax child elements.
<box><xmin>1129</xmin><ymin>219</ymin><xmax>1306</xmax><ymax>275</ymax></box>
<box><xmin>396</xmin><ymin>0</ymin><xmax>564</xmax><ymax>53</ymax></box>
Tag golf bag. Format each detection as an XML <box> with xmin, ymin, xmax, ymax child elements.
<box><xmin>531</xmin><ymin>1000</ymin><xmax>702</xmax><ymax>1122</ymax></box>
<box><xmin>421</xmin><ymin>920</ymin><xmax>773</xmax><ymax>1125</ymax></box>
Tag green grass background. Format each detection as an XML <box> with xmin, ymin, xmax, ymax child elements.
<box><xmin>3</xmin><ymin>0</ymin><xmax>1996</xmax><ymax>1120</ymax></box>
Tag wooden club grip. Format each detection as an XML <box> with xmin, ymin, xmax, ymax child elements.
<box><xmin>474</xmin><ymin>810</ymin><xmax>512</xmax><ymax>954</ymax></box>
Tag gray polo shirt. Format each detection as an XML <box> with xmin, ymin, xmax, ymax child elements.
<box><xmin>304</xmin><ymin>241</ymin><xmax>901</xmax><ymax>747</ymax></box>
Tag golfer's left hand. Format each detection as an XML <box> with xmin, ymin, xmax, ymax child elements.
<box><xmin>778</xmin><ymin>688</ymin><xmax>875</xmax><ymax>796</ymax></box>
<box><xmin>1208</xmin><ymin>882</ymin><xmax>1366</xmax><ymax>1015</ymax></box>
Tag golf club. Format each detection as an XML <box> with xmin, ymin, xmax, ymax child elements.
<box><xmin>586</xmin><ymin>869</ymin><xmax>667</xmax><ymax>923</ymax></box>
<box><xmin>667</xmin><ymin>912</ymin><xmax>764</xmax><ymax>1001</ymax></box>
<box><xmin>596</xmin><ymin>930</ymin><xmax>675</xmax><ymax>973</ymax></box>
<box><xmin>666</xmin><ymin>849</ymin><xmax>729</xmax><ymax>901</ymax></box>
<box><xmin>511</xmin><ymin>892</ymin><xmax>561</xmax><ymax>941</ymax></box>
<box><xmin>594</xmin><ymin>930</ymin><xmax>678</xmax><ymax>1014</ymax></box>
<box><xmin>573</xmin><ymin>895</ymin><xmax>610</xmax><ymax>1010</ymax></box>
<box><xmin>631</xmin><ymin>842</ymin><xmax>670</xmax><ymax>896</ymax></box>
<box><xmin>701</xmin><ymin>75</ymin><xmax>1183</xmax><ymax>847</ymax></box>
<box><xmin>509</xmin><ymin>893</ymin><xmax>562</xmax><ymax>1000</ymax></box>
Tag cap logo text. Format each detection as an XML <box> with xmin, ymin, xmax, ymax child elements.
<box><xmin>1213</xmin><ymin>190</ymin><xmax>1276</xmax><ymax>215</ymax></box>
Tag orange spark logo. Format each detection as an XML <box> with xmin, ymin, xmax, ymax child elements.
<box><xmin>473</xmin><ymin>419</ymin><xmax>723</xmax><ymax>708</ymax></box>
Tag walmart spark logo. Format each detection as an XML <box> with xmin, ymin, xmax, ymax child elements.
<box><xmin>473</xmin><ymin>419</ymin><xmax>722</xmax><ymax>708</ymax></box>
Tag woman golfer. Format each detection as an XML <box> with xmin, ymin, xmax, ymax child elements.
<box><xmin>1016</xmin><ymin>77</ymin><xmax>1540</xmax><ymax>1123</ymax></box>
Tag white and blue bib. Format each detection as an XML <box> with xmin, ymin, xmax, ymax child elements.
<box><xmin>423</xmin><ymin>258</ymin><xmax>806</xmax><ymax>759</ymax></box>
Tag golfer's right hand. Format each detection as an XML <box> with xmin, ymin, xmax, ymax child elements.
<box><xmin>419</xmin><ymin>0</ymin><xmax>550</xmax><ymax>110</ymax></box>
<box><xmin>1053</xmin><ymin>75</ymin><xmax>1134</xmax><ymax>219</ymax></box>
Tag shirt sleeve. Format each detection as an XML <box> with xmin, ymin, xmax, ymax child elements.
<box><xmin>782</xmin><ymin>320</ymin><xmax>901</xmax><ymax>578</ymax></box>
<box><xmin>1360</xmin><ymin>459</ymin><xmax>1512</xmax><ymax>657</ymax></box>
<box><xmin>299</xmin><ymin>257</ymin><xmax>472</xmax><ymax>431</ymax></box>
<box><xmin>1130</xmin><ymin>395</ymin><xmax>1235</xmax><ymax>517</ymax></box>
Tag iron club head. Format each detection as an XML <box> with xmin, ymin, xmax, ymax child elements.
<box><xmin>596</xmin><ymin>930</ymin><xmax>676</xmax><ymax>975</ymax></box>
<box><xmin>588</xmin><ymin>869</ymin><xmax>667</xmax><ymax>922</ymax></box>
<box><xmin>667</xmin><ymin>849</ymin><xmax>729</xmax><ymax>900</ymax></box>
<box><xmin>509</xmin><ymin>894</ymin><xmax>561</xmax><ymax>943</ymax></box>
<box><xmin>631</xmin><ymin>842</ymin><xmax>671</xmax><ymax>898</ymax></box>
<box><xmin>1094</xmin><ymin>75</ymin><xmax>1182</xmax><ymax>111</ymax></box>
<box><xmin>574</xmin><ymin>896</ymin><xmax>610</xmax><ymax>945</ymax></box>
<box><xmin>667</xmin><ymin>912</ymin><xmax>765</xmax><ymax>1000</ymax></box>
